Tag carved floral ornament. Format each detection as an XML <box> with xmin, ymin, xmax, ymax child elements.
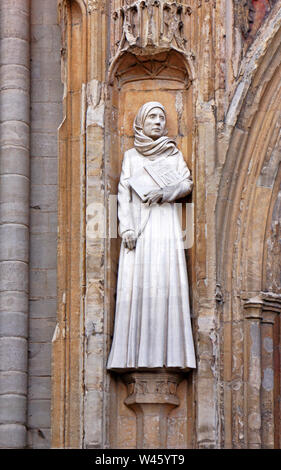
<box><xmin>112</xmin><ymin>0</ymin><xmax>192</xmax><ymax>56</ymax></box>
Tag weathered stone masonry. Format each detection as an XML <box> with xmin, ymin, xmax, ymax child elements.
<box><xmin>28</xmin><ymin>0</ymin><xmax>63</xmax><ymax>449</ymax></box>
<box><xmin>0</xmin><ymin>0</ymin><xmax>281</xmax><ymax>449</ymax></box>
<box><xmin>0</xmin><ymin>0</ymin><xmax>62</xmax><ymax>449</ymax></box>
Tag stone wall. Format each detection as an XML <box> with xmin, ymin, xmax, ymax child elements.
<box><xmin>27</xmin><ymin>0</ymin><xmax>62</xmax><ymax>449</ymax></box>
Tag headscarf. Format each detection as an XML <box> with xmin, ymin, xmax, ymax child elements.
<box><xmin>133</xmin><ymin>102</ymin><xmax>179</xmax><ymax>159</ymax></box>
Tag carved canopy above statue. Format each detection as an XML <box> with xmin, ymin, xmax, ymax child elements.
<box><xmin>111</xmin><ymin>0</ymin><xmax>193</xmax><ymax>58</ymax></box>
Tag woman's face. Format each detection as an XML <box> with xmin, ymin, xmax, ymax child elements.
<box><xmin>143</xmin><ymin>107</ymin><xmax>166</xmax><ymax>140</ymax></box>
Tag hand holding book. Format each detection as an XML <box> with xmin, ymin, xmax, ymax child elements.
<box><xmin>128</xmin><ymin>157</ymin><xmax>186</xmax><ymax>202</ymax></box>
<box><xmin>143</xmin><ymin>188</ymin><xmax>163</xmax><ymax>206</ymax></box>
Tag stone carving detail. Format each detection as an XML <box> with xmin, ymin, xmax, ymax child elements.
<box><xmin>113</xmin><ymin>50</ymin><xmax>190</xmax><ymax>88</ymax></box>
<box><xmin>88</xmin><ymin>0</ymin><xmax>99</xmax><ymax>12</ymax></box>
<box><xmin>123</xmin><ymin>372</ymin><xmax>182</xmax><ymax>405</ymax></box>
<box><xmin>122</xmin><ymin>372</ymin><xmax>184</xmax><ymax>448</ymax></box>
<box><xmin>58</xmin><ymin>0</ymin><xmax>67</xmax><ymax>22</ymax></box>
<box><xmin>88</xmin><ymin>0</ymin><xmax>105</xmax><ymax>13</ymax></box>
<box><xmin>111</xmin><ymin>0</ymin><xmax>192</xmax><ymax>56</ymax></box>
<box><xmin>58</xmin><ymin>0</ymin><xmax>105</xmax><ymax>15</ymax></box>
<box><xmin>244</xmin><ymin>292</ymin><xmax>281</xmax><ymax>318</ymax></box>
<box><xmin>261</xmin><ymin>292</ymin><xmax>281</xmax><ymax>315</ymax></box>
<box><xmin>234</xmin><ymin>0</ymin><xmax>255</xmax><ymax>39</ymax></box>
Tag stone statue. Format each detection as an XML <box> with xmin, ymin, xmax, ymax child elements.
<box><xmin>107</xmin><ymin>102</ymin><xmax>196</xmax><ymax>371</ymax></box>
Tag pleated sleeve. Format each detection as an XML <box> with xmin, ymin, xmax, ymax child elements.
<box><xmin>161</xmin><ymin>152</ymin><xmax>193</xmax><ymax>203</ymax></box>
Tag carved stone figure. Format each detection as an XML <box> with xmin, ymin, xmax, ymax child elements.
<box><xmin>107</xmin><ymin>102</ymin><xmax>196</xmax><ymax>370</ymax></box>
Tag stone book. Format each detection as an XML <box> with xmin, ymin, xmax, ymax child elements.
<box><xmin>128</xmin><ymin>158</ymin><xmax>185</xmax><ymax>201</ymax></box>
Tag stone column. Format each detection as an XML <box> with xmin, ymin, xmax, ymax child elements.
<box><xmin>261</xmin><ymin>311</ymin><xmax>276</xmax><ymax>448</ymax></box>
<box><xmin>260</xmin><ymin>293</ymin><xmax>281</xmax><ymax>449</ymax></box>
<box><xmin>244</xmin><ymin>297</ymin><xmax>263</xmax><ymax>449</ymax></box>
<box><xmin>0</xmin><ymin>0</ymin><xmax>30</xmax><ymax>448</ymax></box>
<box><xmin>122</xmin><ymin>371</ymin><xmax>184</xmax><ymax>449</ymax></box>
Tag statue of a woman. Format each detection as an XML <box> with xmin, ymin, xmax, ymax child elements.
<box><xmin>107</xmin><ymin>102</ymin><xmax>196</xmax><ymax>370</ymax></box>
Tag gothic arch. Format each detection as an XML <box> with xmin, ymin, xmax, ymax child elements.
<box><xmin>216</xmin><ymin>12</ymin><xmax>281</xmax><ymax>449</ymax></box>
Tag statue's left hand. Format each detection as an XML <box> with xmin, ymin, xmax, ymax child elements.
<box><xmin>123</xmin><ymin>230</ymin><xmax>137</xmax><ymax>250</ymax></box>
<box><xmin>143</xmin><ymin>189</ymin><xmax>163</xmax><ymax>206</ymax></box>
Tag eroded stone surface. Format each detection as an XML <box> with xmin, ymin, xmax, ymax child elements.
<box><xmin>1</xmin><ymin>0</ymin><xmax>281</xmax><ymax>450</ymax></box>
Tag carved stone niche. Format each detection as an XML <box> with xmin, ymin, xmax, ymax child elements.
<box><xmin>105</xmin><ymin>46</ymin><xmax>194</xmax><ymax>448</ymax></box>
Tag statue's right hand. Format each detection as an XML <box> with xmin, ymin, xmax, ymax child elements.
<box><xmin>122</xmin><ymin>230</ymin><xmax>137</xmax><ymax>250</ymax></box>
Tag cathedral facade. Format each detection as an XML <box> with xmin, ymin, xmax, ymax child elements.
<box><xmin>0</xmin><ymin>0</ymin><xmax>280</xmax><ymax>449</ymax></box>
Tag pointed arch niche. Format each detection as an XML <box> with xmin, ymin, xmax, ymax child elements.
<box><xmin>104</xmin><ymin>49</ymin><xmax>196</xmax><ymax>448</ymax></box>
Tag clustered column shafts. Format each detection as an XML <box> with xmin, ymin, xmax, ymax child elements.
<box><xmin>0</xmin><ymin>0</ymin><xmax>30</xmax><ymax>448</ymax></box>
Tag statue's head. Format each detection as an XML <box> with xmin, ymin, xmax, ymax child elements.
<box><xmin>143</xmin><ymin>106</ymin><xmax>166</xmax><ymax>140</ymax></box>
<box><xmin>134</xmin><ymin>102</ymin><xmax>167</xmax><ymax>141</ymax></box>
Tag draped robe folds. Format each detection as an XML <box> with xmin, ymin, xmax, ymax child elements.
<box><xmin>107</xmin><ymin>102</ymin><xmax>196</xmax><ymax>370</ymax></box>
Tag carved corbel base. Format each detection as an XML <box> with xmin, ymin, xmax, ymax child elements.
<box><xmin>121</xmin><ymin>371</ymin><xmax>185</xmax><ymax>449</ymax></box>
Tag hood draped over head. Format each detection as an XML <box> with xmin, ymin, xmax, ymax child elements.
<box><xmin>133</xmin><ymin>101</ymin><xmax>179</xmax><ymax>159</ymax></box>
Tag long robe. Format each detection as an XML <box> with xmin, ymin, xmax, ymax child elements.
<box><xmin>107</xmin><ymin>147</ymin><xmax>196</xmax><ymax>370</ymax></box>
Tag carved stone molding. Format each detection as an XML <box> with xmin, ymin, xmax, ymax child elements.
<box><xmin>122</xmin><ymin>371</ymin><xmax>185</xmax><ymax>448</ymax></box>
<box><xmin>111</xmin><ymin>0</ymin><xmax>192</xmax><ymax>58</ymax></box>
<box><xmin>58</xmin><ymin>0</ymin><xmax>104</xmax><ymax>17</ymax></box>
<box><xmin>123</xmin><ymin>371</ymin><xmax>182</xmax><ymax>405</ymax></box>
<box><xmin>243</xmin><ymin>292</ymin><xmax>281</xmax><ymax>319</ymax></box>
<box><xmin>261</xmin><ymin>291</ymin><xmax>281</xmax><ymax>315</ymax></box>
<box><xmin>244</xmin><ymin>295</ymin><xmax>264</xmax><ymax>320</ymax></box>
<box><xmin>266</xmin><ymin>220</ymin><xmax>281</xmax><ymax>294</ymax></box>
<box><xmin>58</xmin><ymin>0</ymin><xmax>67</xmax><ymax>23</ymax></box>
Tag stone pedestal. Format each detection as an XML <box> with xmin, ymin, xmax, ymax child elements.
<box><xmin>122</xmin><ymin>371</ymin><xmax>184</xmax><ymax>449</ymax></box>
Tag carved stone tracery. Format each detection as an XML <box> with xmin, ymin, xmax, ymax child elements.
<box><xmin>111</xmin><ymin>0</ymin><xmax>192</xmax><ymax>57</ymax></box>
<box><xmin>113</xmin><ymin>50</ymin><xmax>191</xmax><ymax>87</ymax></box>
